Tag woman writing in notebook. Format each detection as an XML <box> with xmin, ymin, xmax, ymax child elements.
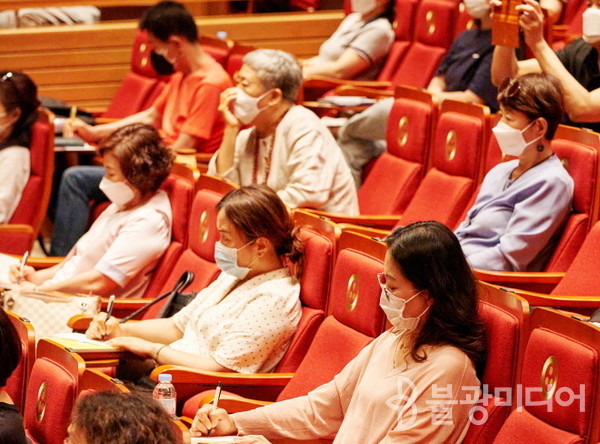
<box><xmin>192</xmin><ymin>221</ymin><xmax>487</xmax><ymax>443</ymax></box>
<box><xmin>86</xmin><ymin>185</ymin><xmax>304</xmax><ymax>378</ymax></box>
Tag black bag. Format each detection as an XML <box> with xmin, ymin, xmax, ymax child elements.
<box><xmin>157</xmin><ymin>291</ymin><xmax>197</xmax><ymax>318</ymax></box>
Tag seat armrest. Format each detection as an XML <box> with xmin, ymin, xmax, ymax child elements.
<box><xmin>151</xmin><ymin>365</ymin><xmax>294</xmax><ymax>404</ymax></box>
<box><xmin>474</xmin><ymin>269</ymin><xmax>565</xmax><ymax>294</ymax></box>
<box><xmin>305</xmin><ymin>209</ymin><xmax>401</xmax><ymax>230</ymax></box>
<box><xmin>27</xmin><ymin>256</ymin><xmax>63</xmax><ymax>269</ymax></box>
<box><xmin>509</xmin><ymin>288</ymin><xmax>600</xmax><ymax>315</ymax></box>
<box><xmin>68</xmin><ymin>314</ymin><xmax>93</xmax><ymax>331</ymax></box>
<box><xmin>303</xmin><ymin>75</ymin><xmax>392</xmax><ymax>90</ymax></box>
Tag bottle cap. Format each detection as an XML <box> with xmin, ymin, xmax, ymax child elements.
<box><xmin>158</xmin><ymin>373</ymin><xmax>173</xmax><ymax>383</ymax></box>
<box><xmin>216</xmin><ymin>31</ymin><xmax>228</xmax><ymax>40</ymax></box>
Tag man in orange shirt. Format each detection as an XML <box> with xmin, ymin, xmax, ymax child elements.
<box><xmin>50</xmin><ymin>0</ymin><xmax>232</xmax><ymax>256</ymax></box>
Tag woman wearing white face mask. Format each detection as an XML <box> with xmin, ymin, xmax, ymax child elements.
<box><xmin>455</xmin><ymin>73</ymin><xmax>574</xmax><ymax>272</ymax></box>
<box><xmin>301</xmin><ymin>0</ymin><xmax>394</xmax><ymax>80</ymax></box>
<box><xmin>208</xmin><ymin>49</ymin><xmax>359</xmax><ymax>216</ymax></box>
<box><xmin>85</xmin><ymin>184</ymin><xmax>303</xmax><ymax>378</ymax></box>
<box><xmin>491</xmin><ymin>0</ymin><xmax>600</xmax><ymax>133</ymax></box>
<box><xmin>10</xmin><ymin>123</ymin><xmax>173</xmax><ymax>298</ymax></box>
<box><xmin>0</xmin><ymin>71</ymin><xmax>39</xmax><ymax>224</ymax></box>
<box><xmin>191</xmin><ymin>221</ymin><xmax>487</xmax><ymax>443</ymax></box>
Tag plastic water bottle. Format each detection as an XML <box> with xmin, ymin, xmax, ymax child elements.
<box><xmin>153</xmin><ymin>373</ymin><xmax>177</xmax><ymax>417</ymax></box>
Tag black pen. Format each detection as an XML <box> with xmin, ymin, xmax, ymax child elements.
<box><xmin>102</xmin><ymin>295</ymin><xmax>115</xmax><ymax>340</ymax></box>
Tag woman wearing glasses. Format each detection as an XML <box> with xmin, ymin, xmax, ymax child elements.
<box><xmin>192</xmin><ymin>221</ymin><xmax>487</xmax><ymax>443</ymax></box>
<box><xmin>0</xmin><ymin>71</ymin><xmax>39</xmax><ymax>223</ymax></box>
<box><xmin>455</xmin><ymin>72</ymin><xmax>573</xmax><ymax>272</ymax></box>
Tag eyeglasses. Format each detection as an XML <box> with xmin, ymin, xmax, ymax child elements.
<box><xmin>376</xmin><ymin>272</ymin><xmax>421</xmax><ymax>299</ymax></box>
<box><xmin>499</xmin><ymin>77</ymin><xmax>521</xmax><ymax>98</ymax></box>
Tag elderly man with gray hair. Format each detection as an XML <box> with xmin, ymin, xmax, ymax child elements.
<box><xmin>208</xmin><ymin>49</ymin><xmax>359</xmax><ymax>216</ymax></box>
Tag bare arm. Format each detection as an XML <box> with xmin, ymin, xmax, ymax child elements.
<box><xmin>426</xmin><ymin>76</ymin><xmax>485</xmax><ymax>105</ymax></box>
<box><xmin>38</xmin><ymin>269</ymin><xmax>119</xmax><ymax>295</ymax></box>
<box><xmin>520</xmin><ymin>0</ymin><xmax>600</xmax><ymax>122</ymax></box>
<box><xmin>71</xmin><ymin>108</ymin><xmax>159</xmax><ymax>143</ymax></box>
<box><xmin>170</xmin><ymin>132</ymin><xmax>202</xmax><ymax>152</ymax></box>
<box><xmin>302</xmin><ymin>49</ymin><xmax>371</xmax><ymax>79</ymax></box>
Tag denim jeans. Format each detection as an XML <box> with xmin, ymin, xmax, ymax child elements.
<box><xmin>50</xmin><ymin>166</ymin><xmax>107</xmax><ymax>256</ymax></box>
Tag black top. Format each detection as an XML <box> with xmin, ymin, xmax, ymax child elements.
<box><xmin>0</xmin><ymin>402</ymin><xmax>28</xmax><ymax>444</ymax></box>
<box><xmin>556</xmin><ymin>38</ymin><xmax>600</xmax><ymax>133</ymax></box>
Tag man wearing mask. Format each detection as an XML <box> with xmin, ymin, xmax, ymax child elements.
<box><xmin>50</xmin><ymin>0</ymin><xmax>232</xmax><ymax>256</ymax></box>
<box><xmin>491</xmin><ymin>0</ymin><xmax>600</xmax><ymax>133</ymax></box>
<box><xmin>208</xmin><ymin>49</ymin><xmax>359</xmax><ymax>216</ymax></box>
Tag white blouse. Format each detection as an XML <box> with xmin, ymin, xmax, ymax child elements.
<box><xmin>171</xmin><ymin>268</ymin><xmax>301</xmax><ymax>373</ymax></box>
<box><xmin>0</xmin><ymin>146</ymin><xmax>30</xmax><ymax>223</ymax></box>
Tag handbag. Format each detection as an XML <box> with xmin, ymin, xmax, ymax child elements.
<box><xmin>1</xmin><ymin>289</ymin><xmax>100</xmax><ymax>339</ymax></box>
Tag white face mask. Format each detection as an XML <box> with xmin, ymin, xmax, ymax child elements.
<box><xmin>99</xmin><ymin>177</ymin><xmax>135</xmax><ymax>209</ymax></box>
<box><xmin>492</xmin><ymin>120</ymin><xmax>542</xmax><ymax>157</ymax></box>
<box><xmin>583</xmin><ymin>8</ymin><xmax>600</xmax><ymax>44</ymax></box>
<box><xmin>233</xmin><ymin>88</ymin><xmax>272</xmax><ymax>125</ymax></box>
<box><xmin>351</xmin><ymin>0</ymin><xmax>376</xmax><ymax>15</ymax></box>
<box><xmin>379</xmin><ymin>287</ymin><xmax>430</xmax><ymax>333</ymax></box>
<box><xmin>214</xmin><ymin>240</ymin><xmax>256</xmax><ymax>279</ymax></box>
<box><xmin>463</xmin><ymin>0</ymin><xmax>490</xmax><ymax>19</ymax></box>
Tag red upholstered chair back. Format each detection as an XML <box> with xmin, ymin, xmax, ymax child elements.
<box><xmin>492</xmin><ymin>308</ymin><xmax>600</xmax><ymax>444</ymax></box>
<box><xmin>143</xmin><ymin>176</ymin><xmax>235</xmax><ymax>319</ymax></box>
<box><xmin>399</xmin><ymin>100</ymin><xmax>490</xmax><ymax>229</ymax></box>
<box><xmin>225</xmin><ymin>42</ymin><xmax>256</xmax><ymax>77</ymax></box>
<box><xmin>24</xmin><ymin>339</ymin><xmax>85</xmax><ymax>444</ymax></box>
<box><xmin>463</xmin><ymin>283</ymin><xmax>530</xmax><ymax>444</ymax></box>
<box><xmin>200</xmin><ymin>34</ymin><xmax>232</xmax><ymax>68</ymax></box>
<box><xmin>4</xmin><ymin>111</ymin><xmax>55</xmax><ymax>255</ymax></box>
<box><xmin>551</xmin><ymin>221</ymin><xmax>600</xmax><ymax>297</ymax></box>
<box><xmin>358</xmin><ymin>86</ymin><xmax>438</xmax><ymax>214</ymax></box>
<box><xmin>276</xmin><ymin>231</ymin><xmax>386</xmax><ymax>400</ymax></box>
<box><xmin>141</xmin><ymin>173</ymin><xmax>194</xmax><ymax>300</ymax></box>
<box><xmin>272</xmin><ymin>216</ymin><xmax>338</xmax><ymax>373</ymax></box>
<box><xmin>388</xmin><ymin>0</ymin><xmax>459</xmax><ymax>88</ymax></box>
<box><xmin>542</xmin><ymin>126</ymin><xmax>600</xmax><ymax>272</ymax></box>
<box><xmin>5</xmin><ymin>312</ymin><xmax>35</xmax><ymax>412</ymax></box>
<box><xmin>103</xmin><ymin>29</ymin><xmax>170</xmax><ymax>119</ymax></box>
<box><xmin>377</xmin><ymin>0</ymin><xmax>418</xmax><ymax>82</ymax></box>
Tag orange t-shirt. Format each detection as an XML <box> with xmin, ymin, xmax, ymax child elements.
<box><xmin>152</xmin><ymin>54</ymin><xmax>232</xmax><ymax>153</ymax></box>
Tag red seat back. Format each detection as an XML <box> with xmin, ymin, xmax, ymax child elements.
<box><xmin>276</xmin><ymin>231</ymin><xmax>386</xmax><ymax>400</ymax></box>
<box><xmin>24</xmin><ymin>340</ymin><xmax>85</xmax><ymax>444</ymax></box>
<box><xmin>492</xmin><ymin>308</ymin><xmax>600</xmax><ymax>444</ymax></box>
<box><xmin>542</xmin><ymin>126</ymin><xmax>600</xmax><ymax>272</ymax></box>
<box><xmin>273</xmin><ymin>214</ymin><xmax>338</xmax><ymax>373</ymax></box>
<box><xmin>142</xmin><ymin>173</ymin><xmax>194</xmax><ymax>300</ymax></box>
<box><xmin>358</xmin><ymin>86</ymin><xmax>438</xmax><ymax>214</ymax></box>
<box><xmin>400</xmin><ymin>100</ymin><xmax>490</xmax><ymax>229</ymax></box>
<box><xmin>5</xmin><ymin>312</ymin><xmax>35</xmax><ymax>412</ymax></box>
<box><xmin>389</xmin><ymin>0</ymin><xmax>459</xmax><ymax>88</ymax></box>
<box><xmin>225</xmin><ymin>42</ymin><xmax>256</xmax><ymax>77</ymax></box>
<box><xmin>200</xmin><ymin>34</ymin><xmax>231</xmax><ymax>68</ymax></box>
<box><xmin>5</xmin><ymin>111</ymin><xmax>54</xmax><ymax>255</ymax></box>
<box><xmin>463</xmin><ymin>283</ymin><xmax>530</xmax><ymax>443</ymax></box>
<box><xmin>143</xmin><ymin>176</ymin><xmax>235</xmax><ymax>319</ymax></box>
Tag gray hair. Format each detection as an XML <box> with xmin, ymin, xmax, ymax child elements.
<box><xmin>242</xmin><ymin>49</ymin><xmax>302</xmax><ymax>102</ymax></box>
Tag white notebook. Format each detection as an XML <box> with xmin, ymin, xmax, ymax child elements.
<box><xmin>191</xmin><ymin>438</ymin><xmax>237</xmax><ymax>444</ymax></box>
<box><xmin>0</xmin><ymin>253</ymin><xmax>19</xmax><ymax>288</ymax></box>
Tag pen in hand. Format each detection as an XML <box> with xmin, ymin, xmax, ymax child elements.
<box><xmin>17</xmin><ymin>250</ymin><xmax>30</xmax><ymax>285</ymax></box>
<box><xmin>207</xmin><ymin>381</ymin><xmax>223</xmax><ymax>436</ymax></box>
<box><xmin>102</xmin><ymin>294</ymin><xmax>115</xmax><ymax>341</ymax></box>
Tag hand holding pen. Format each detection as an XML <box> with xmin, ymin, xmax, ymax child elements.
<box><xmin>13</xmin><ymin>250</ymin><xmax>31</xmax><ymax>285</ymax></box>
<box><xmin>101</xmin><ymin>295</ymin><xmax>116</xmax><ymax>341</ymax></box>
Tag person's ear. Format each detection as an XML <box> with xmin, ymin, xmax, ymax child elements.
<box><xmin>253</xmin><ymin>237</ymin><xmax>271</xmax><ymax>258</ymax></box>
<box><xmin>265</xmin><ymin>88</ymin><xmax>284</xmax><ymax>107</ymax></box>
<box><xmin>533</xmin><ymin>117</ymin><xmax>548</xmax><ymax>139</ymax></box>
<box><xmin>167</xmin><ymin>35</ymin><xmax>185</xmax><ymax>51</ymax></box>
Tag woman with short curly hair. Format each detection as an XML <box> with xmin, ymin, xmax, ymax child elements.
<box><xmin>65</xmin><ymin>391</ymin><xmax>181</xmax><ymax>444</ymax></box>
<box><xmin>10</xmin><ymin>123</ymin><xmax>174</xmax><ymax>298</ymax></box>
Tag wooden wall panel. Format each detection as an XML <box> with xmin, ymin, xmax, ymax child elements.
<box><xmin>0</xmin><ymin>11</ymin><xmax>342</xmax><ymax>111</ymax></box>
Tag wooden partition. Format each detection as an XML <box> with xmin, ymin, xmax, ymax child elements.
<box><xmin>0</xmin><ymin>11</ymin><xmax>342</xmax><ymax>112</ymax></box>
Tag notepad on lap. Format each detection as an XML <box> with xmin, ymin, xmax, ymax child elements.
<box><xmin>0</xmin><ymin>253</ymin><xmax>19</xmax><ymax>288</ymax></box>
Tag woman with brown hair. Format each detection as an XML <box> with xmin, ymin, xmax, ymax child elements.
<box><xmin>192</xmin><ymin>221</ymin><xmax>487</xmax><ymax>443</ymax></box>
<box><xmin>65</xmin><ymin>391</ymin><xmax>181</xmax><ymax>444</ymax></box>
<box><xmin>0</xmin><ymin>71</ymin><xmax>39</xmax><ymax>224</ymax></box>
<box><xmin>87</xmin><ymin>184</ymin><xmax>304</xmax><ymax>375</ymax></box>
<box><xmin>10</xmin><ymin>123</ymin><xmax>174</xmax><ymax>298</ymax></box>
<box><xmin>455</xmin><ymin>72</ymin><xmax>574</xmax><ymax>271</ymax></box>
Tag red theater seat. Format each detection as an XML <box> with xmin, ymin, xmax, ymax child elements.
<box><xmin>5</xmin><ymin>312</ymin><xmax>35</xmax><ymax>412</ymax></box>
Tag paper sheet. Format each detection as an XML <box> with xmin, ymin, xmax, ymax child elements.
<box><xmin>52</xmin><ymin>332</ymin><xmax>117</xmax><ymax>350</ymax></box>
<box><xmin>190</xmin><ymin>437</ymin><xmax>238</xmax><ymax>443</ymax></box>
<box><xmin>0</xmin><ymin>253</ymin><xmax>20</xmax><ymax>288</ymax></box>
